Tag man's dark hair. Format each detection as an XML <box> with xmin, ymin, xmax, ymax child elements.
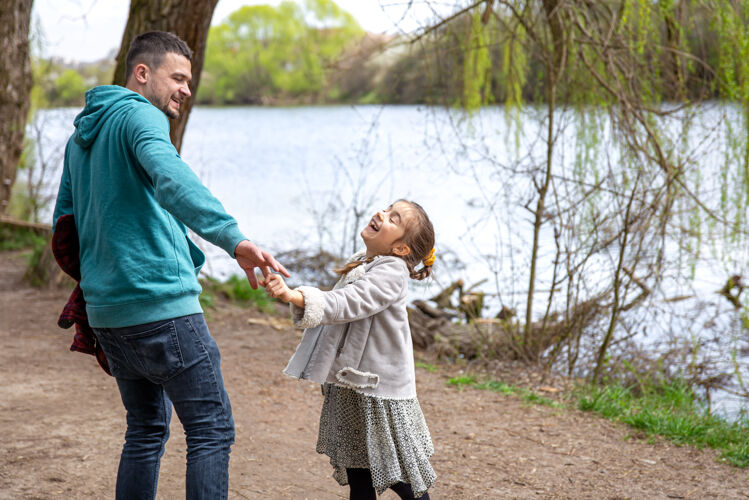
<box><xmin>125</xmin><ymin>31</ymin><xmax>193</xmax><ymax>81</ymax></box>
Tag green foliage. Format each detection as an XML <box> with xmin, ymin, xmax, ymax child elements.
<box><xmin>741</xmin><ymin>309</ymin><xmax>749</xmax><ymax>332</ymax></box>
<box><xmin>9</xmin><ymin>133</ymin><xmax>51</xmax><ymax>224</ymax></box>
<box><xmin>462</xmin><ymin>11</ymin><xmax>492</xmax><ymax>112</ymax></box>
<box><xmin>28</xmin><ymin>51</ymin><xmax>113</xmax><ymax>109</ymax></box>
<box><xmin>500</xmin><ymin>18</ymin><xmax>527</xmax><ymax>139</ymax></box>
<box><xmin>198</xmin><ymin>287</ymin><xmax>216</xmax><ymax>311</ymax></box>
<box><xmin>22</xmin><ymin>235</ymin><xmax>54</xmax><ymax>287</ymax></box>
<box><xmin>199</xmin><ymin>275</ymin><xmax>275</xmax><ymax>313</ymax></box>
<box><xmin>447</xmin><ymin>374</ymin><xmax>478</xmax><ymax>387</ymax></box>
<box><xmin>415</xmin><ymin>360</ymin><xmax>439</xmax><ymax>373</ymax></box>
<box><xmin>0</xmin><ymin>225</ymin><xmax>46</xmax><ymax>251</ymax></box>
<box><xmin>199</xmin><ymin>0</ymin><xmax>363</xmax><ymax>104</ymax></box>
<box><xmin>713</xmin><ymin>1</ymin><xmax>749</xmax><ymax>102</ymax></box>
<box><xmin>712</xmin><ymin>1</ymin><xmax>749</xmax><ymax>233</ymax></box>
<box><xmin>576</xmin><ymin>381</ymin><xmax>749</xmax><ymax>467</ymax></box>
<box><xmin>52</xmin><ymin>69</ymin><xmax>87</xmax><ymax>106</ymax></box>
<box><xmin>447</xmin><ymin>374</ymin><xmax>560</xmax><ymax>406</ymax></box>
<box><xmin>29</xmin><ymin>60</ymin><xmax>50</xmax><ymax>111</ymax></box>
<box><xmin>375</xmin><ymin>43</ymin><xmax>452</xmax><ymax>105</ymax></box>
<box><xmin>477</xmin><ymin>379</ymin><xmax>517</xmax><ymax>396</ymax></box>
<box><xmin>7</xmin><ymin>178</ymin><xmax>34</xmax><ymax>221</ymax></box>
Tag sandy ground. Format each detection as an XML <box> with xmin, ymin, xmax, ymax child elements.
<box><xmin>0</xmin><ymin>250</ymin><xmax>747</xmax><ymax>499</ymax></box>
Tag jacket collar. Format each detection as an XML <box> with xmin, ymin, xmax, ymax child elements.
<box><xmin>335</xmin><ymin>250</ymin><xmax>398</xmax><ymax>289</ymax></box>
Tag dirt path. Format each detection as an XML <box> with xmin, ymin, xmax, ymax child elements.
<box><xmin>0</xmin><ymin>251</ymin><xmax>746</xmax><ymax>499</ymax></box>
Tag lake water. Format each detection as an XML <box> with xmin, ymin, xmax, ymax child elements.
<box><xmin>32</xmin><ymin>104</ymin><xmax>748</xmax><ymax>417</ymax></box>
<box><xmin>36</xmin><ymin>105</ymin><xmax>504</xmax><ymax>291</ymax></box>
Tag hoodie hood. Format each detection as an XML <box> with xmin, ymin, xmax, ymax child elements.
<box><xmin>73</xmin><ymin>86</ymin><xmax>150</xmax><ymax>148</ymax></box>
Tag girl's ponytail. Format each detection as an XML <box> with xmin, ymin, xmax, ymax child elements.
<box><xmin>397</xmin><ymin>200</ymin><xmax>435</xmax><ymax>281</ymax></box>
<box><xmin>335</xmin><ymin>253</ymin><xmax>433</xmax><ymax>280</ymax></box>
<box><xmin>334</xmin><ymin>256</ymin><xmax>374</xmax><ymax>276</ymax></box>
<box><xmin>409</xmin><ymin>263</ymin><xmax>432</xmax><ymax>281</ymax></box>
<box><xmin>408</xmin><ymin>247</ymin><xmax>434</xmax><ymax>280</ymax></box>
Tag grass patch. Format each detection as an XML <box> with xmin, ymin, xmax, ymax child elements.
<box><xmin>575</xmin><ymin>381</ymin><xmax>749</xmax><ymax>468</ymax></box>
<box><xmin>200</xmin><ymin>275</ymin><xmax>275</xmax><ymax>314</ymax></box>
<box><xmin>415</xmin><ymin>361</ymin><xmax>439</xmax><ymax>373</ymax></box>
<box><xmin>447</xmin><ymin>375</ymin><xmax>560</xmax><ymax>407</ymax></box>
<box><xmin>446</xmin><ymin>374</ymin><xmax>749</xmax><ymax>468</ymax></box>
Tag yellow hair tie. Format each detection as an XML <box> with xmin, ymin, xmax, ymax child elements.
<box><xmin>422</xmin><ymin>248</ymin><xmax>436</xmax><ymax>267</ymax></box>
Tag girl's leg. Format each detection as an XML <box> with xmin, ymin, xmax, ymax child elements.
<box><xmin>345</xmin><ymin>468</ymin><xmax>431</xmax><ymax>500</ymax></box>
<box><xmin>390</xmin><ymin>481</ymin><xmax>431</xmax><ymax>500</ymax></box>
<box><xmin>345</xmin><ymin>468</ymin><xmax>376</xmax><ymax>500</ymax></box>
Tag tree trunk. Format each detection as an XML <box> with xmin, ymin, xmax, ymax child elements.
<box><xmin>663</xmin><ymin>1</ymin><xmax>685</xmax><ymax>100</ymax></box>
<box><xmin>0</xmin><ymin>0</ymin><xmax>33</xmax><ymax>215</ymax></box>
<box><xmin>524</xmin><ymin>0</ymin><xmax>566</xmax><ymax>347</ymax></box>
<box><xmin>592</xmin><ymin>174</ymin><xmax>640</xmax><ymax>384</ymax></box>
<box><xmin>112</xmin><ymin>0</ymin><xmax>219</xmax><ymax>152</ymax></box>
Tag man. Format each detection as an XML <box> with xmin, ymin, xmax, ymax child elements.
<box><xmin>52</xmin><ymin>31</ymin><xmax>288</xmax><ymax>499</ymax></box>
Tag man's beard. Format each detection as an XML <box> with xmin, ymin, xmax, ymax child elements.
<box><xmin>161</xmin><ymin>99</ymin><xmax>179</xmax><ymax>120</ymax></box>
<box><xmin>145</xmin><ymin>88</ymin><xmax>181</xmax><ymax>120</ymax></box>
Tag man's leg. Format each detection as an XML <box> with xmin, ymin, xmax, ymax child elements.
<box><xmin>162</xmin><ymin>314</ymin><xmax>235</xmax><ymax>500</ymax></box>
<box><xmin>114</xmin><ymin>378</ymin><xmax>172</xmax><ymax>499</ymax></box>
<box><xmin>93</xmin><ymin>324</ymin><xmax>174</xmax><ymax>500</ymax></box>
<box><xmin>95</xmin><ymin>314</ymin><xmax>234</xmax><ymax>499</ymax></box>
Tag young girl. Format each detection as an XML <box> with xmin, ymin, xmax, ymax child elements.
<box><xmin>263</xmin><ymin>199</ymin><xmax>436</xmax><ymax>500</ymax></box>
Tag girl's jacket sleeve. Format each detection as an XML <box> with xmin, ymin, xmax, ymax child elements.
<box><xmin>291</xmin><ymin>257</ymin><xmax>408</xmax><ymax>329</ymax></box>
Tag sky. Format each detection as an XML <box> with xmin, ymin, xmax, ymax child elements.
<box><xmin>31</xmin><ymin>0</ymin><xmax>458</xmax><ymax>63</ymax></box>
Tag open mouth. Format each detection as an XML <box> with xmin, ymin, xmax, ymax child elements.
<box><xmin>368</xmin><ymin>217</ymin><xmax>380</xmax><ymax>232</ymax></box>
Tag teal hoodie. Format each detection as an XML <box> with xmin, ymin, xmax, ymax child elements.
<box><xmin>53</xmin><ymin>85</ymin><xmax>247</xmax><ymax>328</ymax></box>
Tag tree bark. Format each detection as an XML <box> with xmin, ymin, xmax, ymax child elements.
<box><xmin>0</xmin><ymin>0</ymin><xmax>33</xmax><ymax>214</ymax></box>
<box><xmin>663</xmin><ymin>1</ymin><xmax>685</xmax><ymax>100</ymax></box>
<box><xmin>112</xmin><ymin>0</ymin><xmax>219</xmax><ymax>152</ymax></box>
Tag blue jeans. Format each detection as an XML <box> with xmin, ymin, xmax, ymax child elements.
<box><xmin>93</xmin><ymin>313</ymin><xmax>235</xmax><ymax>500</ymax></box>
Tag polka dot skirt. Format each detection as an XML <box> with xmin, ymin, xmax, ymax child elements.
<box><xmin>316</xmin><ymin>384</ymin><xmax>436</xmax><ymax>497</ymax></box>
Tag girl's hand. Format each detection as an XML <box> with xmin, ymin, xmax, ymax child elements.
<box><xmin>234</xmin><ymin>240</ymin><xmax>290</xmax><ymax>289</ymax></box>
<box><xmin>262</xmin><ymin>273</ymin><xmax>305</xmax><ymax>308</ymax></box>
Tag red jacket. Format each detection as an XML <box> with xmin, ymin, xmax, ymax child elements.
<box><xmin>52</xmin><ymin>214</ymin><xmax>111</xmax><ymax>375</ymax></box>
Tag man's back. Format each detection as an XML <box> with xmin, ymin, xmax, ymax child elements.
<box><xmin>54</xmin><ymin>85</ymin><xmax>243</xmax><ymax>328</ymax></box>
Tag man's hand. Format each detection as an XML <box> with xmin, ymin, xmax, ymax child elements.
<box><xmin>262</xmin><ymin>274</ymin><xmax>305</xmax><ymax>308</ymax></box>
<box><xmin>234</xmin><ymin>240</ymin><xmax>290</xmax><ymax>289</ymax></box>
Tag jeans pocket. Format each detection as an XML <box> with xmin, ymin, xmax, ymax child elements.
<box><xmin>92</xmin><ymin>329</ymin><xmax>127</xmax><ymax>379</ymax></box>
<box><xmin>121</xmin><ymin>320</ymin><xmax>185</xmax><ymax>384</ymax></box>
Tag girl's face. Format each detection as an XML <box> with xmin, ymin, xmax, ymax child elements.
<box><xmin>361</xmin><ymin>201</ymin><xmax>413</xmax><ymax>258</ymax></box>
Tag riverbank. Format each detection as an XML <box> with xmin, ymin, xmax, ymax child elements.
<box><xmin>1</xmin><ymin>250</ymin><xmax>747</xmax><ymax>498</ymax></box>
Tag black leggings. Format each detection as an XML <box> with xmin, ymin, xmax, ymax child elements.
<box><xmin>346</xmin><ymin>468</ymin><xmax>430</xmax><ymax>500</ymax></box>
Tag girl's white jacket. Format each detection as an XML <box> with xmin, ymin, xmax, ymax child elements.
<box><xmin>283</xmin><ymin>252</ymin><xmax>418</xmax><ymax>400</ymax></box>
